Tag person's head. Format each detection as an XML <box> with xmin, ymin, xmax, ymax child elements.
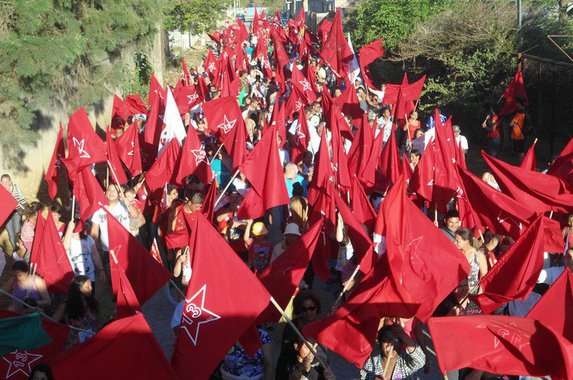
<box><xmin>333</xmin><ymin>88</ymin><xmax>342</xmax><ymax>98</ymax></box>
<box><xmin>115</xmin><ymin>127</ymin><xmax>124</xmax><ymax>138</ymax></box>
<box><xmin>454</xmin><ymin>228</ymin><xmax>474</xmax><ymax>251</ymax></box>
<box><xmin>105</xmin><ymin>184</ymin><xmax>120</xmax><ymax>203</ymax></box>
<box><xmin>453</xmin><ymin>125</ymin><xmax>461</xmax><ymax>137</ymax></box>
<box><xmin>1</xmin><ymin>174</ymin><xmax>12</xmax><ymax>189</ymax></box>
<box><xmin>409</xmin><ymin>111</ymin><xmax>418</xmax><ymax>121</ymax></box>
<box><xmin>284</xmin><ymin>163</ymin><xmax>298</xmax><ymax>179</ymax></box>
<box><xmin>29</xmin><ymin>363</ymin><xmax>54</xmax><ymax>380</ymax></box>
<box><xmin>292</xmin><ymin>182</ymin><xmax>304</xmax><ymax>198</ymax></box>
<box><xmin>166</xmin><ymin>184</ymin><xmax>179</xmax><ymax>200</ymax></box>
<box><xmin>11</xmin><ymin>261</ymin><xmax>29</xmax><ymax>282</ymax></box>
<box><xmin>413</xmin><ymin>128</ymin><xmax>424</xmax><ymax>139</ymax></box>
<box><xmin>67</xmin><ymin>275</ymin><xmax>98</xmax><ymax>320</ymax></box>
<box><xmin>251</xmin><ymin>222</ymin><xmax>269</xmax><ymax>237</ymax></box>
<box><xmin>444</xmin><ymin>209</ymin><xmax>461</xmax><ymax>233</ymax></box>
<box><xmin>124</xmin><ymin>188</ymin><xmax>136</xmax><ymax>202</ymax></box>
<box><xmin>409</xmin><ymin>150</ymin><xmax>421</xmax><ymax>166</ymax></box>
<box><xmin>302</xmin><ymin>151</ymin><xmax>313</xmax><ymax>167</ymax></box>
<box><xmin>185</xmin><ymin>191</ymin><xmax>204</xmax><ymax>213</ymax></box>
<box><xmin>293</xmin><ymin>290</ymin><xmax>321</xmax><ymax>323</ymax></box>
<box><xmin>377</xmin><ymin>325</ymin><xmax>400</xmax><ymax>356</ymax></box>
<box><xmin>25</xmin><ymin>202</ymin><xmax>44</xmax><ymax>223</ymax></box>
<box><xmin>566</xmin><ymin>214</ymin><xmax>573</xmax><ymax>228</ymax></box>
<box><xmin>186</xmin><ymin>175</ymin><xmax>204</xmax><ymax>192</ymax></box>
<box><xmin>381</xmin><ymin>107</ymin><xmax>391</xmax><ymax>119</ymax></box>
<box><xmin>50</xmin><ymin>204</ymin><xmax>62</xmax><ymax>223</ymax></box>
<box><xmin>283</xmin><ymin>223</ymin><xmax>301</xmax><ymax>246</ymax></box>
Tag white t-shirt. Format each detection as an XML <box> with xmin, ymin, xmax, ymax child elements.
<box><xmin>91</xmin><ymin>203</ymin><xmax>130</xmax><ymax>251</ymax></box>
<box><xmin>68</xmin><ymin>235</ymin><xmax>96</xmax><ymax>282</ymax></box>
<box><xmin>455</xmin><ymin>135</ymin><xmax>469</xmax><ymax>151</ymax></box>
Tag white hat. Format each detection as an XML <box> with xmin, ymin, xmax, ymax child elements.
<box><xmin>283</xmin><ymin>223</ymin><xmax>301</xmax><ymax>236</ymax></box>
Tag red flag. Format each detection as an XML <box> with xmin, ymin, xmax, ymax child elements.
<box><xmin>201</xmin><ymin>183</ymin><xmax>217</xmax><ymax>223</ymax></box>
<box><xmin>307</xmin><ymin>128</ymin><xmax>333</xmax><ymax>205</ymax></box>
<box><xmin>105</xmin><ymin>128</ymin><xmax>129</xmax><ymax>184</ymax></box>
<box><xmin>68</xmin><ymin>166</ymin><xmax>108</xmax><ymax>222</ymax></box>
<box><xmin>106</xmin><ymin>208</ymin><xmax>171</xmax><ymax>306</ymax></box>
<box><xmin>149</xmin><ymin>238</ymin><xmax>163</xmax><ymax>265</ymax></box>
<box><xmin>483</xmin><ymin>151</ymin><xmax>573</xmax><ymax>214</ymax></box>
<box><xmin>181</xmin><ymin>58</ymin><xmax>191</xmax><ymax>85</ymax></box>
<box><xmin>176</xmin><ymin>126</ymin><xmax>213</xmax><ymax>185</ymax></box>
<box><xmin>360</xmin><ymin>125</ymin><xmax>384</xmax><ymax>189</ymax></box>
<box><xmin>520</xmin><ymin>139</ymin><xmax>537</xmax><ymax>170</ymax></box>
<box><xmin>409</xmin><ymin>139</ymin><xmax>436</xmax><ymax>203</ymax></box>
<box><xmin>0</xmin><ymin>181</ymin><xmax>18</xmax><ymax>227</ymax></box>
<box><xmin>377</xmin><ymin>131</ymin><xmax>402</xmax><ymax>193</ymax></box>
<box><xmin>472</xmin><ymin>215</ymin><xmax>545</xmax><ymax>314</ymax></box>
<box><xmin>348</xmin><ymin>114</ymin><xmax>374</xmax><ymax>186</ymax></box>
<box><xmin>147</xmin><ymin>73</ymin><xmax>164</xmax><ymax>108</ymax></box>
<box><xmin>332</xmin><ymin>78</ymin><xmax>363</xmax><ymax>122</ymax></box>
<box><xmin>320</xmin><ymin>10</ymin><xmax>353</xmax><ymax>76</ymax></box>
<box><xmin>45</xmin><ymin>122</ymin><xmax>65</xmax><ymax>200</ymax></box>
<box><xmin>109</xmin><ymin>254</ymin><xmax>142</xmax><ymax>319</ymax></box>
<box><xmin>526</xmin><ymin>269</ymin><xmax>573</xmax><ymax>342</ymax></box>
<box><xmin>383</xmin><ymin>175</ymin><xmax>470</xmax><ymax>322</ymax></box>
<box><xmin>237</xmin><ymin>125</ymin><xmax>290</xmax><ymax>220</ymax></box>
<box><xmin>256</xmin><ymin>219</ymin><xmax>324</xmax><ymax>323</ymax></box>
<box><xmin>144</xmin><ymin>139</ymin><xmax>181</xmax><ymax>200</ymax></box>
<box><xmin>543</xmin><ymin>216</ymin><xmax>566</xmax><ymax>254</ymax></box>
<box><xmin>30</xmin><ymin>212</ymin><xmax>74</xmax><ymax>294</ymax></box>
<box><xmin>0</xmin><ymin>310</ymin><xmax>69</xmax><ymax>380</ymax></box>
<box><xmin>62</xmin><ymin>108</ymin><xmax>107</xmax><ymax>175</ymax></box>
<box><xmin>204</xmin><ymin>49</ymin><xmax>218</xmax><ymax>80</ymax></box>
<box><xmin>358</xmin><ymin>39</ymin><xmax>384</xmax><ymax>85</ymax></box>
<box><xmin>202</xmin><ymin>96</ymin><xmax>243</xmax><ymax>138</ymax></box>
<box><xmin>171</xmin><ymin>213</ymin><xmax>270</xmax><ymax>380</ymax></box>
<box><xmin>547</xmin><ymin>137</ymin><xmax>573</xmax><ymax>183</ymax></box>
<box><xmin>174</xmin><ymin>85</ymin><xmax>203</xmax><ymax>114</ymax></box>
<box><xmin>328</xmin><ymin>107</ymin><xmax>352</xmax><ymax>190</ymax></box>
<box><xmin>291</xmin><ymin>64</ymin><xmax>317</xmax><ymax>104</ymax></box>
<box><xmin>124</xmin><ymin>94</ymin><xmax>148</xmax><ymax>116</ymax></box>
<box><xmin>428</xmin><ymin>315</ymin><xmax>573</xmax><ymax>379</ymax></box>
<box><xmin>51</xmin><ymin>314</ymin><xmax>178</xmax><ymax>380</ymax></box>
<box><xmin>115</xmin><ymin>124</ymin><xmax>142</xmax><ymax>177</ymax></box>
<box><xmin>500</xmin><ymin>69</ymin><xmax>529</xmax><ymax>115</ymax></box>
<box><xmin>111</xmin><ymin>94</ymin><xmax>130</xmax><ymax>128</ymax></box>
<box><xmin>303</xmin><ymin>262</ymin><xmax>420</xmax><ymax>367</ymax></box>
<box><xmin>350</xmin><ymin>175</ymin><xmax>377</xmax><ymax>230</ymax></box>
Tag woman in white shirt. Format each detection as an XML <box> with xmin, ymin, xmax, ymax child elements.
<box><xmin>63</xmin><ymin>220</ymin><xmax>106</xmax><ymax>286</ymax></box>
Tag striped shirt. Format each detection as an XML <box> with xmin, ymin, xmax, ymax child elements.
<box><xmin>361</xmin><ymin>345</ymin><xmax>426</xmax><ymax>380</ymax></box>
<box><xmin>10</xmin><ymin>183</ymin><xmax>27</xmax><ymax>212</ymax></box>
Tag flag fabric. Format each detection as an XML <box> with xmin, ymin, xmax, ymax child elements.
<box><xmin>149</xmin><ymin>238</ymin><xmax>163</xmax><ymax>265</ymax></box>
<box><xmin>115</xmin><ymin>124</ymin><xmax>142</xmax><ymax>177</ymax></box>
<box><xmin>520</xmin><ymin>139</ymin><xmax>537</xmax><ymax>170</ymax></box>
<box><xmin>0</xmin><ymin>313</ymin><xmax>51</xmax><ymax>357</ymax></box>
<box><xmin>173</xmin><ymin>85</ymin><xmax>203</xmax><ymax>114</ymax></box>
<box><xmin>308</xmin><ymin>127</ymin><xmax>334</xmax><ymax>205</ymax></box>
<box><xmin>332</xmin><ymin>77</ymin><xmax>363</xmax><ymax>122</ymax></box>
<box><xmin>106</xmin><ymin>208</ymin><xmax>171</xmax><ymax>306</ymax></box>
<box><xmin>376</xmin><ymin>130</ymin><xmax>402</xmax><ymax>193</ymax></box>
<box><xmin>472</xmin><ymin>215</ymin><xmax>545</xmax><ymax>314</ymax></box>
<box><xmin>45</xmin><ymin>122</ymin><xmax>65</xmax><ymax>200</ymax></box>
<box><xmin>202</xmin><ymin>96</ymin><xmax>243</xmax><ymax>138</ymax></box>
<box><xmin>201</xmin><ymin>183</ymin><xmax>217</xmax><ymax>223</ymax></box>
<box><xmin>303</xmin><ymin>261</ymin><xmax>420</xmax><ymax>367</ymax></box>
<box><xmin>145</xmin><ymin>139</ymin><xmax>181</xmax><ymax>200</ymax></box>
<box><xmin>109</xmin><ymin>254</ymin><xmax>142</xmax><ymax>319</ymax></box>
<box><xmin>409</xmin><ymin>139</ymin><xmax>436</xmax><ymax>203</ymax></box>
<box><xmin>176</xmin><ymin>126</ymin><xmax>213</xmax><ymax>185</ymax></box>
<box><xmin>0</xmin><ymin>182</ymin><xmax>18</xmax><ymax>227</ymax></box>
<box><xmin>483</xmin><ymin>151</ymin><xmax>573</xmax><ymax>214</ymax></box>
<box><xmin>147</xmin><ymin>73</ymin><xmax>165</xmax><ymax>108</ymax></box>
<box><xmin>350</xmin><ymin>175</ymin><xmax>377</xmax><ymax>230</ymax></box>
<box><xmin>221</xmin><ymin>110</ymin><xmax>248</xmax><ymax>170</ymax></box>
<box><xmin>237</xmin><ymin>124</ymin><xmax>290</xmax><ymax>220</ymax></box>
<box><xmin>358</xmin><ymin>39</ymin><xmax>384</xmax><ymax>82</ymax></box>
<box><xmin>290</xmin><ymin>64</ymin><xmax>317</xmax><ymax>104</ymax></box>
<box><xmin>547</xmin><ymin>137</ymin><xmax>573</xmax><ymax>183</ymax></box>
<box><xmin>62</xmin><ymin>108</ymin><xmax>107</xmax><ymax>175</ymax></box>
<box><xmin>382</xmin><ymin>175</ymin><xmax>470</xmax><ymax>322</ymax></box>
<box><xmin>526</xmin><ymin>269</ymin><xmax>573</xmax><ymax>342</ymax></box>
<box><xmin>67</xmin><ymin>166</ymin><xmax>108</xmax><ymax>222</ymax></box>
<box><xmin>159</xmin><ymin>87</ymin><xmax>187</xmax><ymax>153</ymax></box>
<box><xmin>500</xmin><ymin>69</ymin><xmax>529</xmax><ymax>115</ymax></box>
<box><xmin>30</xmin><ymin>212</ymin><xmax>74</xmax><ymax>294</ymax></box>
<box><xmin>171</xmin><ymin>213</ymin><xmax>270</xmax><ymax>380</ymax></box>
<box><xmin>51</xmin><ymin>314</ymin><xmax>178</xmax><ymax>380</ymax></box>
<box><xmin>320</xmin><ymin>9</ymin><xmax>353</xmax><ymax>76</ymax></box>
<box><xmin>428</xmin><ymin>315</ymin><xmax>573</xmax><ymax>379</ymax></box>
<box><xmin>181</xmin><ymin>58</ymin><xmax>191</xmax><ymax>85</ymax></box>
<box><xmin>105</xmin><ymin>128</ymin><xmax>129</xmax><ymax>184</ymax></box>
<box><xmin>0</xmin><ymin>310</ymin><xmax>69</xmax><ymax>380</ymax></box>
<box><xmin>111</xmin><ymin>95</ymin><xmax>130</xmax><ymax>128</ymax></box>
<box><xmin>256</xmin><ymin>219</ymin><xmax>324</xmax><ymax>323</ymax></box>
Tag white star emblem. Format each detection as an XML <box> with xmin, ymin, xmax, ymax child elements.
<box><xmin>72</xmin><ymin>137</ymin><xmax>91</xmax><ymax>159</ymax></box>
<box><xmin>427</xmin><ymin>179</ymin><xmax>434</xmax><ymax>187</ymax></box>
<box><xmin>180</xmin><ymin>284</ymin><xmax>221</xmax><ymax>346</ymax></box>
<box><xmin>295</xmin><ymin>100</ymin><xmax>303</xmax><ymax>111</ymax></box>
<box><xmin>208</xmin><ymin>62</ymin><xmax>216</xmax><ymax>72</ymax></box>
<box><xmin>191</xmin><ymin>145</ymin><xmax>207</xmax><ymax>165</ymax></box>
<box><xmin>223</xmin><ymin>51</ymin><xmax>229</xmax><ymax>59</ymax></box>
<box><xmin>128</xmin><ymin>141</ymin><xmax>135</xmax><ymax>156</ymax></box>
<box><xmin>263</xmin><ymin>60</ymin><xmax>270</xmax><ymax>69</ymax></box>
<box><xmin>217</xmin><ymin>115</ymin><xmax>237</xmax><ymax>134</ymax></box>
<box><xmin>258</xmin><ymin>20</ymin><xmax>264</xmax><ymax>26</ymax></box>
<box><xmin>187</xmin><ymin>93</ymin><xmax>200</xmax><ymax>105</ymax></box>
<box><xmin>3</xmin><ymin>351</ymin><xmax>43</xmax><ymax>378</ymax></box>
<box><xmin>154</xmin><ymin>89</ymin><xmax>164</xmax><ymax>100</ymax></box>
<box><xmin>299</xmin><ymin>79</ymin><xmax>312</xmax><ymax>92</ymax></box>
<box><xmin>296</xmin><ymin>126</ymin><xmax>305</xmax><ymax>140</ymax></box>
<box><xmin>55</xmin><ymin>153</ymin><xmax>63</xmax><ymax>169</ymax></box>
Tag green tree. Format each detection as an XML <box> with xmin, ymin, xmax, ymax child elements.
<box><xmin>0</xmin><ymin>0</ymin><xmax>164</xmax><ymax>169</ymax></box>
<box><xmin>346</xmin><ymin>0</ymin><xmax>451</xmax><ymax>50</ymax></box>
<box><xmin>164</xmin><ymin>0</ymin><xmax>229</xmax><ymax>34</ymax></box>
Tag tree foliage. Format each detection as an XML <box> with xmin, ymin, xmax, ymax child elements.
<box><xmin>0</xmin><ymin>0</ymin><xmax>162</xmax><ymax>167</ymax></box>
<box><xmin>164</xmin><ymin>0</ymin><xmax>229</xmax><ymax>34</ymax></box>
<box><xmin>346</xmin><ymin>0</ymin><xmax>451</xmax><ymax>50</ymax></box>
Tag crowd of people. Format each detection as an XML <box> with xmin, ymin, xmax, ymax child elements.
<box><xmin>1</xmin><ymin>8</ymin><xmax>572</xmax><ymax>380</ymax></box>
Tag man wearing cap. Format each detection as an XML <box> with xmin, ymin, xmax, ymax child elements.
<box><xmin>270</xmin><ymin>223</ymin><xmax>302</xmax><ymax>264</ymax></box>
<box><xmin>244</xmin><ymin>220</ymin><xmax>273</xmax><ymax>271</ymax></box>
<box><xmin>453</xmin><ymin>125</ymin><xmax>469</xmax><ymax>155</ymax></box>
